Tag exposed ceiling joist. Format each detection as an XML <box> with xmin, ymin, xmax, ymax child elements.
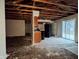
<box><xmin>5</xmin><ymin>7</ymin><xmax>66</xmax><ymax>16</ymax></box>
<box><xmin>5</xmin><ymin>0</ymin><xmax>77</xmax><ymax>20</ymax></box>
<box><xmin>6</xmin><ymin>3</ymin><xmax>75</xmax><ymax>13</ymax></box>
<box><xmin>33</xmin><ymin>0</ymin><xmax>77</xmax><ymax>9</ymax></box>
<box><xmin>17</xmin><ymin>4</ymin><xmax>76</xmax><ymax>13</ymax></box>
<box><xmin>12</xmin><ymin>0</ymin><xmax>23</xmax><ymax>4</ymax></box>
<box><xmin>17</xmin><ymin>9</ymin><xmax>33</xmax><ymax>12</ymax></box>
<box><xmin>40</xmin><ymin>14</ymin><xmax>62</xmax><ymax>17</ymax></box>
<box><xmin>6</xmin><ymin>11</ymin><xmax>63</xmax><ymax>18</ymax></box>
<box><xmin>6</xmin><ymin>0</ymin><xmax>76</xmax><ymax>12</ymax></box>
<box><xmin>6</xmin><ymin>11</ymin><xmax>32</xmax><ymax>16</ymax></box>
<box><xmin>6</xmin><ymin>8</ymin><xmax>32</xmax><ymax>12</ymax></box>
<box><xmin>10</xmin><ymin>0</ymin><xmax>77</xmax><ymax>9</ymax></box>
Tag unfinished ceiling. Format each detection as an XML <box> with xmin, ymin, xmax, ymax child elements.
<box><xmin>5</xmin><ymin>0</ymin><xmax>78</xmax><ymax>20</ymax></box>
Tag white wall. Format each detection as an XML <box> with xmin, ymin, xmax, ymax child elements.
<box><xmin>38</xmin><ymin>23</ymin><xmax>45</xmax><ymax>31</ymax></box>
<box><xmin>74</xmin><ymin>14</ymin><xmax>78</xmax><ymax>43</ymax></box>
<box><xmin>0</xmin><ymin>0</ymin><xmax>6</xmax><ymax>59</ymax></box>
<box><xmin>54</xmin><ymin>14</ymin><xmax>78</xmax><ymax>42</ymax></box>
<box><xmin>6</xmin><ymin>20</ymin><xmax>25</xmax><ymax>36</ymax></box>
<box><xmin>54</xmin><ymin>20</ymin><xmax>62</xmax><ymax>37</ymax></box>
<box><xmin>52</xmin><ymin>22</ymin><xmax>58</xmax><ymax>36</ymax></box>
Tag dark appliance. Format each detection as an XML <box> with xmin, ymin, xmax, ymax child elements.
<box><xmin>41</xmin><ymin>31</ymin><xmax>45</xmax><ymax>40</ymax></box>
<box><xmin>45</xmin><ymin>23</ymin><xmax>52</xmax><ymax>37</ymax></box>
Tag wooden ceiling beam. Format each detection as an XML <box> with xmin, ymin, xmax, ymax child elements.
<box><xmin>6</xmin><ymin>8</ymin><xmax>66</xmax><ymax>16</ymax></box>
<box><xmin>17</xmin><ymin>8</ymin><xmax>65</xmax><ymax>15</ymax></box>
<box><xmin>6</xmin><ymin>12</ymin><xmax>31</xmax><ymax>15</ymax></box>
<box><xmin>6</xmin><ymin>11</ymin><xmax>63</xmax><ymax>18</ymax></box>
<box><xmin>17</xmin><ymin>8</ymin><xmax>33</xmax><ymax>12</ymax></box>
<box><xmin>12</xmin><ymin>0</ymin><xmax>23</xmax><ymax>4</ymax></box>
<box><xmin>21</xmin><ymin>13</ymin><xmax>32</xmax><ymax>15</ymax></box>
<box><xmin>6</xmin><ymin>11</ymin><xmax>18</xmax><ymax>14</ymax></box>
<box><xmin>6</xmin><ymin>11</ymin><xmax>58</xmax><ymax>16</ymax></box>
<box><xmin>6</xmin><ymin>8</ymin><xmax>32</xmax><ymax>13</ymax></box>
<box><xmin>6</xmin><ymin>3</ymin><xmax>75</xmax><ymax>13</ymax></box>
<box><xmin>6</xmin><ymin>8</ymin><xmax>18</xmax><ymax>10</ymax></box>
<box><xmin>17</xmin><ymin>4</ymin><xmax>76</xmax><ymax>13</ymax></box>
<box><xmin>33</xmin><ymin>0</ymin><xmax>77</xmax><ymax>9</ymax></box>
<box><xmin>18</xmin><ymin>9</ymin><xmax>65</xmax><ymax>16</ymax></box>
<box><xmin>6</xmin><ymin>13</ymin><xmax>31</xmax><ymax>17</ymax></box>
<box><xmin>15</xmin><ymin>4</ymin><xmax>66</xmax><ymax>13</ymax></box>
<box><xmin>6</xmin><ymin>7</ymin><xmax>69</xmax><ymax>18</ymax></box>
<box><xmin>40</xmin><ymin>12</ymin><xmax>64</xmax><ymax>15</ymax></box>
<box><xmin>6</xmin><ymin>0</ymin><xmax>23</xmax><ymax>4</ymax></box>
<box><xmin>40</xmin><ymin>14</ymin><xmax>62</xmax><ymax>17</ymax></box>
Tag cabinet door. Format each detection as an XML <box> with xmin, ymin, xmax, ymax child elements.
<box><xmin>34</xmin><ymin>31</ymin><xmax>41</xmax><ymax>43</ymax></box>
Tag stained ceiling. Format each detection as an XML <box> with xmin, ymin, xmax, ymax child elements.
<box><xmin>5</xmin><ymin>0</ymin><xmax>78</xmax><ymax>20</ymax></box>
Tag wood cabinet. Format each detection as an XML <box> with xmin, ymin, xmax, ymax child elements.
<box><xmin>34</xmin><ymin>31</ymin><xmax>41</xmax><ymax>43</ymax></box>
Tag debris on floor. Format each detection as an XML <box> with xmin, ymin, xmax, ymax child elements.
<box><xmin>7</xmin><ymin>45</ymin><xmax>78</xmax><ymax>59</ymax></box>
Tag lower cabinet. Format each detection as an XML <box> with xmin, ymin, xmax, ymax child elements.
<box><xmin>34</xmin><ymin>31</ymin><xmax>41</xmax><ymax>43</ymax></box>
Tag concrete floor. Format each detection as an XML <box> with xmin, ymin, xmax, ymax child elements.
<box><xmin>7</xmin><ymin>37</ymin><xmax>78</xmax><ymax>59</ymax></box>
<box><xmin>34</xmin><ymin>37</ymin><xmax>78</xmax><ymax>55</ymax></box>
<box><xmin>7</xmin><ymin>45</ymin><xmax>78</xmax><ymax>59</ymax></box>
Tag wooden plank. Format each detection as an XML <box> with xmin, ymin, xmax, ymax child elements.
<box><xmin>6</xmin><ymin>8</ymin><xmax>18</xmax><ymax>10</ymax></box>
<box><xmin>6</xmin><ymin>12</ymin><xmax>19</xmax><ymax>14</ymax></box>
<box><xmin>40</xmin><ymin>14</ymin><xmax>62</xmax><ymax>17</ymax></box>
<box><xmin>6</xmin><ymin>12</ymin><xmax>63</xmax><ymax>20</ymax></box>
<box><xmin>6</xmin><ymin>8</ymin><xmax>69</xmax><ymax>19</ymax></box>
<box><xmin>12</xmin><ymin>0</ymin><xmax>23</xmax><ymax>4</ymax></box>
<box><xmin>15</xmin><ymin>4</ymin><xmax>63</xmax><ymax>12</ymax></box>
<box><xmin>5</xmin><ymin>8</ymin><xmax>63</xmax><ymax>15</ymax></box>
<box><xmin>21</xmin><ymin>13</ymin><xmax>32</xmax><ymax>15</ymax></box>
<box><xmin>16</xmin><ymin>4</ymin><xmax>75</xmax><ymax>13</ymax></box>
<box><xmin>38</xmin><ymin>19</ymin><xmax>53</xmax><ymax>23</ymax></box>
<box><xmin>6</xmin><ymin>3</ymin><xmax>75</xmax><ymax>13</ymax></box>
<box><xmin>6</xmin><ymin>10</ymin><xmax>64</xmax><ymax>18</ymax></box>
<box><xmin>6</xmin><ymin>8</ymin><xmax>32</xmax><ymax>13</ymax></box>
<box><xmin>6</xmin><ymin>11</ymin><xmax>32</xmax><ymax>15</ymax></box>
<box><xmin>40</xmin><ymin>13</ymin><xmax>63</xmax><ymax>16</ymax></box>
<box><xmin>18</xmin><ymin>9</ymin><xmax>32</xmax><ymax>12</ymax></box>
<box><xmin>33</xmin><ymin>0</ymin><xmax>77</xmax><ymax>9</ymax></box>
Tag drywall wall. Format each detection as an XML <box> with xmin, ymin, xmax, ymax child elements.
<box><xmin>54</xmin><ymin>14</ymin><xmax>78</xmax><ymax>42</ymax></box>
<box><xmin>52</xmin><ymin>22</ymin><xmax>58</xmax><ymax>36</ymax></box>
<box><xmin>54</xmin><ymin>20</ymin><xmax>62</xmax><ymax>37</ymax></box>
<box><xmin>0</xmin><ymin>0</ymin><xmax>6</xmax><ymax>59</ymax></box>
<box><xmin>38</xmin><ymin>23</ymin><xmax>45</xmax><ymax>31</ymax></box>
<box><xmin>25</xmin><ymin>23</ymin><xmax>32</xmax><ymax>33</ymax></box>
<box><xmin>6</xmin><ymin>20</ymin><xmax>25</xmax><ymax>36</ymax></box>
<box><xmin>75</xmin><ymin>14</ymin><xmax>78</xmax><ymax>43</ymax></box>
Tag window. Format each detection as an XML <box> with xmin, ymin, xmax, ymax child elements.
<box><xmin>62</xmin><ymin>19</ymin><xmax>75</xmax><ymax>41</ymax></box>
